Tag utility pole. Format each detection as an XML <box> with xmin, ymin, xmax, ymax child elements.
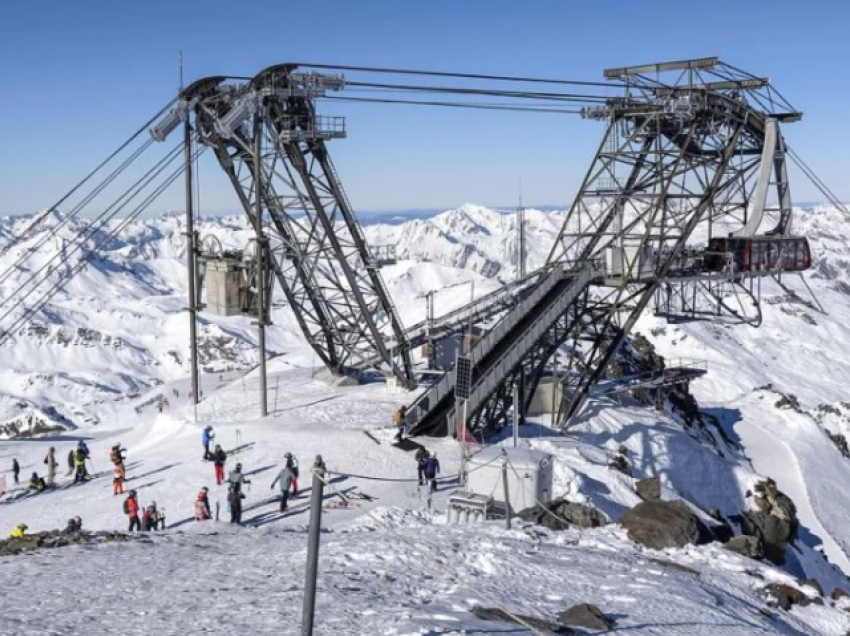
<box><xmin>302</xmin><ymin>455</ymin><xmax>326</xmax><ymax>636</ymax></box>
<box><xmin>184</xmin><ymin>115</ymin><xmax>200</xmax><ymax>406</ymax></box>
<box><xmin>517</xmin><ymin>188</ymin><xmax>526</xmax><ymax>279</ymax></box>
<box><xmin>253</xmin><ymin>110</ymin><xmax>268</xmax><ymax>417</ymax></box>
<box><xmin>501</xmin><ymin>450</ymin><xmax>512</xmax><ymax>530</ymax></box>
<box><xmin>512</xmin><ymin>382</ymin><xmax>520</xmax><ymax>448</ymax></box>
<box><xmin>425</xmin><ymin>291</ymin><xmax>435</xmax><ymax>370</ymax></box>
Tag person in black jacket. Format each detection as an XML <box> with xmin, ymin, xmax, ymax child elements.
<box><xmin>415</xmin><ymin>448</ymin><xmax>430</xmax><ymax>485</ymax></box>
<box><xmin>12</xmin><ymin>458</ymin><xmax>20</xmax><ymax>484</ymax></box>
<box><xmin>211</xmin><ymin>445</ymin><xmax>227</xmax><ymax>485</ymax></box>
<box><xmin>227</xmin><ymin>484</ymin><xmax>245</xmax><ymax>524</ymax></box>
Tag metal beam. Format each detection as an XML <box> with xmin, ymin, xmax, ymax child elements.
<box><xmin>604</xmin><ymin>57</ymin><xmax>719</xmax><ymax>79</ymax></box>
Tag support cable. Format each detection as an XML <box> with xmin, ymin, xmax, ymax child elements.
<box><xmin>0</xmin><ymin>138</ymin><xmax>155</xmax><ymax>289</ymax></box>
<box><xmin>786</xmin><ymin>147</ymin><xmax>850</xmax><ymax>217</ymax></box>
<box><xmin>324</xmin><ymin>95</ymin><xmax>584</xmax><ymax>115</ymax></box>
<box><xmin>0</xmin><ymin>145</ymin><xmax>206</xmax><ymax>346</ymax></box>
<box><xmin>0</xmin><ymin>99</ymin><xmax>176</xmax><ymax>261</ymax></box>
<box><xmin>296</xmin><ymin>61</ymin><xmax>625</xmax><ymax>89</ymax></box>
<box><xmin>0</xmin><ymin>141</ymin><xmax>186</xmax><ymax>316</ymax></box>
<box><xmin>345</xmin><ymin>80</ymin><xmax>611</xmax><ymax>103</ymax></box>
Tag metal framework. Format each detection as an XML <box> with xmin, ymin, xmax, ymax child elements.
<box><xmin>172</xmin><ymin>67</ymin><xmax>414</xmax><ymax>388</ymax></box>
<box><xmin>546</xmin><ymin>58</ymin><xmax>802</xmax><ymax>426</ymax></box>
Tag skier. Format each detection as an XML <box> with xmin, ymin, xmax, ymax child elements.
<box><xmin>12</xmin><ymin>458</ymin><xmax>20</xmax><ymax>484</ymax></box>
<box><xmin>64</xmin><ymin>516</ymin><xmax>82</xmax><ymax>534</ymax></box>
<box><xmin>285</xmin><ymin>453</ymin><xmax>299</xmax><ymax>496</ymax></box>
<box><xmin>110</xmin><ymin>443</ymin><xmax>127</xmax><ymax>480</ymax></box>
<box><xmin>73</xmin><ymin>449</ymin><xmax>88</xmax><ymax>483</ymax></box>
<box><xmin>211</xmin><ymin>444</ymin><xmax>227</xmax><ymax>485</ymax></box>
<box><xmin>393</xmin><ymin>406</ymin><xmax>408</xmax><ymax>442</ymax></box>
<box><xmin>227</xmin><ymin>484</ymin><xmax>245</xmax><ymax>524</ymax></box>
<box><xmin>424</xmin><ymin>452</ymin><xmax>440</xmax><ymax>493</ymax></box>
<box><xmin>124</xmin><ymin>490</ymin><xmax>141</xmax><ymax>532</ymax></box>
<box><xmin>270</xmin><ymin>463</ymin><xmax>296</xmax><ymax>513</ymax></box>
<box><xmin>112</xmin><ymin>464</ymin><xmax>124</xmax><ymax>496</ymax></box>
<box><xmin>76</xmin><ymin>440</ymin><xmax>90</xmax><ymax>460</ymax></box>
<box><xmin>146</xmin><ymin>501</ymin><xmax>165</xmax><ymax>530</ymax></box>
<box><xmin>201</xmin><ymin>425</ymin><xmax>215</xmax><ymax>460</ymax></box>
<box><xmin>194</xmin><ymin>487</ymin><xmax>211</xmax><ymax>521</ymax></box>
<box><xmin>44</xmin><ymin>447</ymin><xmax>58</xmax><ymax>488</ymax></box>
<box><xmin>415</xmin><ymin>447</ymin><xmax>430</xmax><ymax>485</ymax></box>
<box><xmin>27</xmin><ymin>472</ymin><xmax>46</xmax><ymax>493</ymax></box>
<box><xmin>141</xmin><ymin>505</ymin><xmax>158</xmax><ymax>531</ymax></box>
<box><xmin>10</xmin><ymin>523</ymin><xmax>28</xmax><ymax>539</ymax></box>
<box><xmin>227</xmin><ymin>463</ymin><xmax>251</xmax><ymax>493</ymax></box>
<box><xmin>66</xmin><ymin>450</ymin><xmax>75</xmax><ymax>477</ymax></box>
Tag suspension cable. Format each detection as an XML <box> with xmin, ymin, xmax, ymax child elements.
<box><xmin>0</xmin><ymin>145</ymin><xmax>206</xmax><ymax>346</ymax></box>
<box><xmin>0</xmin><ymin>140</ymin><xmax>187</xmax><ymax>321</ymax></box>
<box><xmin>345</xmin><ymin>80</ymin><xmax>611</xmax><ymax>103</ymax></box>
<box><xmin>324</xmin><ymin>95</ymin><xmax>585</xmax><ymax>115</ymax></box>
<box><xmin>786</xmin><ymin>147</ymin><xmax>850</xmax><ymax>217</ymax></box>
<box><xmin>295</xmin><ymin>61</ymin><xmax>623</xmax><ymax>89</ymax></box>
<box><xmin>0</xmin><ymin>98</ymin><xmax>177</xmax><ymax>261</ymax></box>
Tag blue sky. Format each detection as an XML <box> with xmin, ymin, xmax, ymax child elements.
<box><xmin>1</xmin><ymin>0</ymin><xmax>848</xmax><ymax>216</ymax></box>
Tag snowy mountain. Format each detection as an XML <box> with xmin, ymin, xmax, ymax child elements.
<box><xmin>2</xmin><ymin>203</ymin><xmax>850</xmax><ymax>634</ymax></box>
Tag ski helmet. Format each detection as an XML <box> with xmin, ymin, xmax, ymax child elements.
<box><xmin>236</xmin><ymin>463</ymin><xmax>242</xmax><ymax>471</ymax></box>
<box><xmin>284</xmin><ymin>452</ymin><xmax>292</xmax><ymax>458</ymax></box>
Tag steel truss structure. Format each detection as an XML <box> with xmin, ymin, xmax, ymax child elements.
<box><xmin>547</xmin><ymin>57</ymin><xmax>802</xmax><ymax>426</ymax></box>
<box><xmin>176</xmin><ymin>67</ymin><xmax>414</xmax><ymax>388</ymax></box>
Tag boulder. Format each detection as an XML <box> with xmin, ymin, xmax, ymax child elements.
<box><xmin>609</xmin><ymin>454</ymin><xmax>631</xmax><ymax>477</ymax></box>
<box><xmin>724</xmin><ymin>535</ymin><xmax>765</xmax><ymax>560</ymax></box>
<box><xmin>620</xmin><ymin>500</ymin><xmax>712</xmax><ymax>550</ymax></box>
<box><xmin>518</xmin><ymin>499</ymin><xmax>608</xmax><ymax>531</ymax></box>
<box><xmin>741</xmin><ymin>511</ymin><xmax>794</xmax><ymax>565</ymax></box>
<box><xmin>764</xmin><ymin>583</ymin><xmax>806</xmax><ymax>610</ymax></box>
<box><xmin>831</xmin><ymin>587</ymin><xmax>849</xmax><ymax>601</ymax></box>
<box><xmin>557</xmin><ymin>603</ymin><xmax>613</xmax><ymax>631</ymax></box>
<box><xmin>471</xmin><ymin>607</ymin><xmax>575</xmax><ymax>634</ymax></box>
<box><xmin>635</xmin><ymin>476</ymin><xmax>662</xmax><ymax>501</ymax></box>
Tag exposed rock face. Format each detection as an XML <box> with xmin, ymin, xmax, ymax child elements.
<box><xmin>0</xmin><ymin>530</ymin><xmax>132</xmax><ymax>556</ymax></box>
<box><xmin>635</xmin><ymin>476</ymin><xmax>662</xmax><ymax>501</ymax></box>
<box><xmin>741</xmin><ymin>479</ymin><xmax>799</xmax><ymax>565</ymax></box>
<box><xmin>557</xmin><ymin>603</ymin><xmax>613</xmax><ymax>632</ymax></box>
<box><xmin>620</xmin><ymin>500</ymin><xmax>712</xmax><ymax>550</ymax></box>
<box><xmin>518</xmin><ymin>499</ymin><xmax>608</xmax><ymax>531</ymax></box>
<box><xmin>609</xmin><ymin>447</ymin><xmax>632</xmax><ymax>477</ymax></box>
<box><xmin>764</xmin><ymin>584</ymin><xmax>807</xmax><ymax>610</ymax></box>
<box><xmin>724</xmin><ymin>535</ymin><xmax>765</xmax><ymax>560</ymax></box>
<box><xmin>471</xmin><ymin>607</ymin><xmax>575</xmax><ymax>634</ymax></box>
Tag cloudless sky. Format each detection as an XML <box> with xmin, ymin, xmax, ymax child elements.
<box><xmin>1</xmin><ymin>0</ymin><xmax>848</xmax><ymax>216</ymax></box>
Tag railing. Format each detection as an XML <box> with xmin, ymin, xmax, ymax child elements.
<box><xmin>277</xmin><ymin>116</ymin><xmax>346</xmax><ymax>141</ymax></box>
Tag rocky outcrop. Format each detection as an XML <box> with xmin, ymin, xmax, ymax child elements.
<box><xmin>0</xmin><ymin>531</ymin><xmax>132</xmax><ymax>556</ymax></box>
<box><xmin>724</xmin><ymin>535</ymin><xmax>765</xmax><ymax>559</ymax></box>
<box><xmin>620</xmin><ymin>500</ymin><xmax>712</xmax><ymax>550</ymax></box>
<box><xmin>635</xmin><ymin>476</ymin><xmax>661</xmax><ymax>501</ymax></box>
<box><xmin>557</xmin><ymin>604</ymin><xmax>613</xmax><ymax>631</ymax></box>
<box><xmin>471</xmin><ymin>607</ymin><xmax>575</xmax><ymax>634</ymax></box>
<box><xmin>740</xmin><ymin>479</ymin><xmax>798</xmax><ymax>565</ymax></box>
<box><xmin>518</xmin><ymin>499</ymin><xmax>608</xmax><ymax>531</ymax></box>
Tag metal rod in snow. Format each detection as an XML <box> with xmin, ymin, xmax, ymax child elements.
<box><xmin>253</xmin><ymin>111</ymin><xmax>268</xmax><ymax>417</ymax></box>
<box><xmin>184</xmin><ymin>118</ymin><xmax>200</xmax><ymax>406</ymax></box>
<box><xmin>301</xmin><ymin>455</ymin><xmax>326</xmax><ymax>636</ymax></box>
<box><xmin>501</xmin><ymin>451</ymin><xmax>511</xmax><ymax>530</ymax></box>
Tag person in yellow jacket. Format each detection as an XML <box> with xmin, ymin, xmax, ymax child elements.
<box><xmin>10</xmin><ymin>523</ymin><xmax>27</xmax><ymax>539</ymax></box>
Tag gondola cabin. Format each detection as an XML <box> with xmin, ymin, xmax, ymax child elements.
<box><xmin>704</xmin><ymin>236</ymin><xmax>811</xmax><ymax>274</ymax></box>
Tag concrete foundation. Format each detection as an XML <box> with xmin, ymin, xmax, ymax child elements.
<box><xmin>205</xmin><ymin>259</ymin><xmax>244</xmax><ymax>316</ymax></box>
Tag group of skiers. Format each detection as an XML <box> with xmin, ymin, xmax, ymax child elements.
<box><xmin>9</xmin><ymin>440</ymin><xmax>97</xmax><ymax>496</ymax></box>
<box><xmin>123</xmin><ymin>490</ymin><xmax>165</xmax><ymax>532</ymax></box>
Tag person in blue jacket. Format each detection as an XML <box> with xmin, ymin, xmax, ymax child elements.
<box><xmin>201</xmin><ymin>426</ymin><xmax>215</xmax><ymax>460</ymax></box>
<box><xmin>424</xmin><ymin>453</ymin><xmax>440</xmax><ymax>493</ymax></box>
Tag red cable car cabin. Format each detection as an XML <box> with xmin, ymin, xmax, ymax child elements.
<box><xmin>704</xmin><ymin>236</ymin><xmax>811</xmax><ymax>274</ymax></box>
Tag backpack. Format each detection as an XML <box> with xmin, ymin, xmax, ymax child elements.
<box><xmin>123</xmin><ymin>499</ymin><xmax>130</xmax><ymax>514</ymax></box>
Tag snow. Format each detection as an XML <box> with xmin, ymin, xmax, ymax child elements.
<box><xmin>1</xmin><ymin>202</ymin><xmax>850</xmax><ymax>634</ymax></box>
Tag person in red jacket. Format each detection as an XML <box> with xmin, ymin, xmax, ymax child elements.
<box><xmin>194</xmin><ymin>487</ymin><xmax>211</xmax><ymax>521</ymax></box>
<box><xmin>124</xmin><ymin>490</ymin><xmax>141</xmax><ymax>532</ymax></box>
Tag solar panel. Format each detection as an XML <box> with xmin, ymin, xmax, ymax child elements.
<box><xmin>455</xmin><ymin>355</ymin><xmax>473</xmax><ymax>400</ymax></box>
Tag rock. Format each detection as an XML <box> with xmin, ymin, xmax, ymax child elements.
<box><xmin>609</xmin><ymin>454</ymin><xmax>631</xmax><ymax>477</ymax></box>
<box><xmin>831</xmin><ymin>587</ymin><xmax>849</xmax><ymax>601</ymax></box>
<box><xmin>620</xmin><ymin>500</ymin><xmax>712</xmax><ymax>550</ymax></box>
<box><xmin>741</xmin><ymin>511</ymin><xmax>794</xmax><ymax>565</ymax></box>
<box><xmin>764</xmin><ymin>583</ymin><xmax>806</xmax><ymax>610</ymax></box>
<box><xmin>724</xmin><ymin>535</ymin><xmax>765</xmax><ymax>560</ymax></box>
<box><xmin>517</xmin><ymin>499</ymin><xmax>608</xmax><ymax>531</ymax></box>
<box><xmin>557</xmin><ymin>603</ymin><xmax>613</xmax><ymax>631</ymax></box>
<box><xmin>801</xmin><ymin>578</ymin><xmax>824</xmax><ymax>596</ymax></box>
<box><xmin>635</xmin><ymin>476</ymin><xmax>661</xmax><ymax>501</ymax></box>
<box><xmin>471</xmin><ymin>607</ymin><xmax>575</xmax><ymax>634</ymax></box>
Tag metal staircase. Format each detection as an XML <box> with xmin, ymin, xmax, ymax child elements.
<box><xmin>407</xmin><ymin>263</ymin><xmax>597</xmax><ymax>436</ymax></box>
